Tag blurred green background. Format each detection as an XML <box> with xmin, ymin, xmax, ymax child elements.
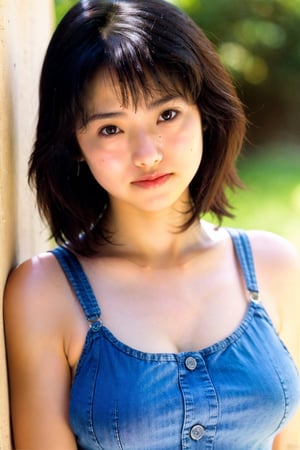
<box><xmin>54</xmin><ymin>0</ymin><xmax>300</xmax><ymax>249</ymax></box>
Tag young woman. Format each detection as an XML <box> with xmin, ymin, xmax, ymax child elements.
<box><xmin>4</xmin><ymin>0</ymin><xmax>300</xmax><ymax>449</ymax></box>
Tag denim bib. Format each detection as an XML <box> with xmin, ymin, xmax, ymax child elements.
<box><xmin>52</xmin><ymin>229</ymin><xmax>300</xmax><ymax>449</ymax></box>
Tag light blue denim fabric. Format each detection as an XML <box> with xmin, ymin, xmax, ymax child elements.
<box><xmin>51</xmin><ymin>229</ymin><xmax>300</xmax><ymax>449</ymax></box>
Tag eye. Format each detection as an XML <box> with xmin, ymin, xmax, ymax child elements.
<box><xmin>159</xmin><ymin>109</ymin><xmax>177</xmax><ymax>122</ymax></box>
<box><xmin>99</xmin><ymin>125</ymin><xmax>121</xmax><ymax>136</ymax></box>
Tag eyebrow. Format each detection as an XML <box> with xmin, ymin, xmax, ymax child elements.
<box><xmin>85</xmin><ymin>111</ymin><xmax>125</xmax><ymax>124</ymax></box>
<box><xmin>85</xmin><ymin>95</ymin><xmax>182</xmax><ymax>124</ymax></box>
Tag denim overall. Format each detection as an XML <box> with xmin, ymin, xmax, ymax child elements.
<box><xmin>51</xmin><ymin>229</ymin><xmax>300</xmax><ymax>449</ymax></box>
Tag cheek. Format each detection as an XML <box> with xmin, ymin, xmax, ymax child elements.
<box><xmin>170</xmin><ymin>125</ymin><xmax>203</xmax><ymax>158</ymax></box>
<box><xmin>86</xmin><ymin>153</ymin><xmax>117</xmax><ymax>174</ymax></box>
<box><xmin>84</xmin><ymin>151</ymin><xmax>126</xmax><ymax>191</ymax></box>
<box><xmin>176</xmin><ymin>113</ymin><xmax>202</xmax><ymax>149</ymax></box>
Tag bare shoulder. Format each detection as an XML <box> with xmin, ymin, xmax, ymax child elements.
<box><xmin>3</xmin><ymin>250</ymin><xmax>79</xmax><ymax>356</ymax></box>
<box><xmin>246</xmin><ymin>229</ymin><xmax>300</xmax><ymax>294</ymax></box>
<box><xmin>247</xmin><ymin>229</ymin><xmax>300</xmax><ymax>278</ymax></box>
<box><xmin>6</xmin><ymin>251</ymin><xmax>60</xmax><ymax>294</ymax></box>
<box><xmin>4</xmin><ymin>251</ymin><xmax>71</xmax><ymax>330</ymax></box>
<box><xmin>248</xmin><ymin>230</ymin><xmax>300</xmax><ymax>301</ymax></box>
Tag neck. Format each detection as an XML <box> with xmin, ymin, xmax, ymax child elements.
<box><xmin>101</xmin><ymin>202</ymin><xmax>212</xmax><ymax>269</ymax></box>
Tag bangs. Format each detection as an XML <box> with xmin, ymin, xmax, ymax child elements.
<box><xmin>110</xmin><ymin>64</ymin><xmax>195</xmax><ymax>104</ymax></box>
<box><xmin>75</xmin><ymin>1</ymin><xmax>203</xmax><ymax>126</ymax></box>
<box><xmin>42</xmin><ymin>0</ymin><xmax>211</xmax><ymax>139</ymax></box>
<box><xmin>109</xmin><ymin>53</ymin><xmax>198</xmax><ymax>108</ymax></box>
<box><xmin>99</xmin><ymin>1</ymin><xmax>202</xmax><ymax>106</ymax></box>
<box><xmin>78</xmin><ymin>48</ymin><xmax>200</xmax><ymax>127</ymax></box>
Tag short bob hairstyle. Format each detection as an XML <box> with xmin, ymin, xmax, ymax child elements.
<box><xmin>29</xmin><ymin>0</ymin><xmax>246</xmax><ymax>255</ymax></box>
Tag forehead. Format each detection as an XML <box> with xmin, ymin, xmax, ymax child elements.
<box><xmin>84</xmin><ymin>71</ymin><xmax>122</xmax><ymax>111</ymax></box>
<box><xmin>83</xmin><ymin>67</ymin><xmax>191</xmax><ymax>113</ymax></box>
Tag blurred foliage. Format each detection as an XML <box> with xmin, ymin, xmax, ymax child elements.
<box><xmin>220</xmin><ymin>145</ymin><xmax>300</xmax><ymax>249</ymax></box>
<box><xmin>170</xmin><ymin>0</ymin><xmax>300</xmax><ymax>144</ymax></box>
<box><xmin>55</xmin><ymin>0</ymin><xmax>300</xmax><ymax>144</ymax></box>
<box><xmin>55</xmin><ymin>0</ymin><xmax>77</xmax><ymax>23</ymax></box>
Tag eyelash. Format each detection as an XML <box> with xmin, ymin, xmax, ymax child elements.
<box><xmin>98</xmin><ymin>109</ymin><xmax>178</xmax><ymax>137</ymax></box>
<box><xmin>159</xmin><ymin>109</ymin><xmax>178</xmax><ymax>122</ymax></box>
<box><xmin>99</xmin><ymin>125</ymin><xmax>121</xmax><ymax>136</ymax></box>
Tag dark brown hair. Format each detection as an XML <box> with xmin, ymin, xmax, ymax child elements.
<box><xmin>28</xmin><ymin>0</ymin><xmax>246</xmax><ymax>255</ymax></box>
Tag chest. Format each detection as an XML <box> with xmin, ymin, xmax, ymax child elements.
<box><xmin>80</xmin><ymin>255</ymin><xmax>249</xmax><ymax>353</ymax></box>
<box><xmin>69</xmin><ymin>304</ymin><xmax>300</xmax><ymax>450</ymax></box>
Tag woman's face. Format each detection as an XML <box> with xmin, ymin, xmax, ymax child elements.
<box><xmin>76</xmin><ymin>71</ymin><xmax>203</xmax><ymax>216</ymax></box>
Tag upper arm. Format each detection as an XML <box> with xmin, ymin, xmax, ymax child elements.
<box><xmin>4</xmin><ymin>255</ymin><xmax>77</xmax><ymax>449</ymax></box>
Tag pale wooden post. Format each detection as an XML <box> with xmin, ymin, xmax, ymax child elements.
<box><xmin>0</xmin><ymin>1</ymin><xmax>54</xmax><ymax>448</ymax></box>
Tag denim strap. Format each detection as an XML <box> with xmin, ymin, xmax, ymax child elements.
<box><xmin>226</xmin><ymin>228</ymin><xmax>260</xmax><ymax>301</ymax></box>
<box><xmin>51</xmin><ymin>246</ymin><xmax>101</xmax><ymax>322</ymax></box>
<box><xmin>51</xmin><ymin>229</ymin><xmax>259</xmax><ymax>319</ymax></box>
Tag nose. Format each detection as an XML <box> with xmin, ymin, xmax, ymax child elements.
<box><xmin>132</xmin><ymin>130</ymin><xmax>163</xmax><ymax>168</ymax></box>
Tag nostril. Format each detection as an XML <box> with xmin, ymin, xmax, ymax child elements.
<box><xmin>132</xmin><ymin>147</ymin><xmax>163</xmax><ymax>168</ymax></box>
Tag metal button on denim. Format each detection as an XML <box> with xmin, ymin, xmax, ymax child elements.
<box><xmin>185</xmin><ymin>356</ymin><xmax>197</xmax><ymax>371</ymax></box>
<box><xmin>190</xmin><ymin>424</ymin><xmax>205</xmax><ymax>441</ymax></box>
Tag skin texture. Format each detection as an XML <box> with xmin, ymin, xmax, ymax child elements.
<box><xmin>4</xmin><ymin>75</ymin><xmax>300</xmax><ymax>449</ymax></box>
<box><xmin>77</xmin><ymin>72</ymin><xmax>203</xmax><ymax>217</ymax></box>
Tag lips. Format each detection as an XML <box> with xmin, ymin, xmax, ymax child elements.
<box><xmin>131</xmin><ymin>173</ymin><xmax>172</xmax><ymax>189</ymax></box>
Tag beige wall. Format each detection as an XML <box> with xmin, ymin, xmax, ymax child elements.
<box><xmin>0</xmin><ymin>1</ymin><xmax>54</xmax><ymax>447</ymax></box>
